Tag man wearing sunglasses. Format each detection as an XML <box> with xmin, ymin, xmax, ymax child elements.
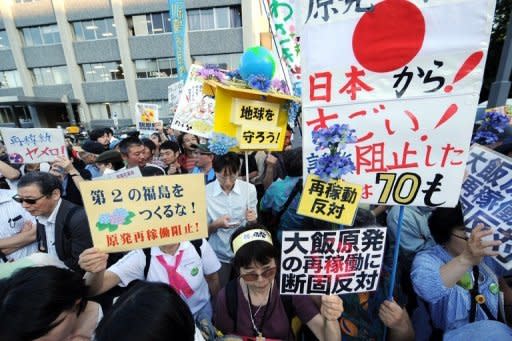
<box><xmin>15</xmin><ymin>172</ymin><xmax>92</xmax><ymax>272</ymax></box>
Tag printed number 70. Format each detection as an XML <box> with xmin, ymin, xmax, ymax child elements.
<box><xmin>376</xmin><ymin>173</ymin><xmax>421</xmax><ymax>205</ymax></box>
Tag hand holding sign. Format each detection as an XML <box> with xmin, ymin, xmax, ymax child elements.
<box><xmin>79</xmin><ymin>248</ymin><xmax>109</xmax><ymax>273</ymax></box>
<box><xmin>320</xmin><ymin>295</ymin><xmax>344</xmax><ymax>321</ymax></box>
<box><xmin>461</xmin><ymin>224</ymin><xmax>502</xmax><ymax>266</ymax></box>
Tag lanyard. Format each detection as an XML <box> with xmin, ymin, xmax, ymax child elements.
<box><xmin>247</xmin><ymin>283</ymin><xmax>272</xmax><ymax>337</ymax></box>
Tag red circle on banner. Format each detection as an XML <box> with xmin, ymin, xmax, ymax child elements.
<box><xmin>352</xmin><ymin>0</ymin><xmax>426</xmax><ymax>73</ymax></box>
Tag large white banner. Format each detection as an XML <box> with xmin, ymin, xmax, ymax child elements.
<box><xmin>300</xmin><ymin>0</ymin><xmax>496</xmax><ymax>207</ymax></box>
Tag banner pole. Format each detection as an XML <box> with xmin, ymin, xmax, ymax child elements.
<box><xmin>383</xmin><ymin>205</ymin><xmax>405</xmax><ymax>340</ymax></box>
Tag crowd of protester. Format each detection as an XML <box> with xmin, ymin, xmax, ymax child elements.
<box><xmin>0</xmin><ymin>123</ymin><xmax>510</xmax><ymax>341</ymax></box>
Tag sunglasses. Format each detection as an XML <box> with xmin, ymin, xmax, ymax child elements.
<box><xmin>12</xmin><ymin>194</ymin><xmax>46</xmax><ymax>204</ymax></box>
<box><xmin>240</xmin><ymin>267</ymin><xmax>277</xmax><ymax>282</ymax></box>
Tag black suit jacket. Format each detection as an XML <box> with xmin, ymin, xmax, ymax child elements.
<box><xmin>44</xmin><ymin>200</ymin><xmax>93</xmax><ymax>272</ymax></box>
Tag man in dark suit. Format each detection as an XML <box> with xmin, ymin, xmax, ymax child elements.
<box><xmin>15</xmin><ymin>172</ymin><xmax>92</xmax><ymax>272</ymax></box>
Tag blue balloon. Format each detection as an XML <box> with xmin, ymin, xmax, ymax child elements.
<box><xmin>239</xmin><ymin>46</ymin><xmax>276</xmax><ymax>81</ymax></box>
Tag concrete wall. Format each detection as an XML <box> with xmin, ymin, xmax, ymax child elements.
<box><xmin>73</xmin><ymin>39</ymin><xmax>121</xmax><ymax>64</ymax></box>
<box><xmin>189</xmin><ymin>28</ymin><xmax>243</xmax><ymax>55</ymax></box>
<box><xmin>122</xmin><ymin>0</ymin><xmax>168</xmax><ymax>15</ymax></box>
<box><xmin>82</xmin><ymin>80</ymin><xmax>128</xmax><ymax>103</ymax></box>
<box><xmin>23</xmin><ymin>45</ymin><xmax>66</xmax><ymax>68</ymax></box>
<box><xmin>65</xmin><ymin>0</ymin><xmax>113</xmax><ymax>21</ymax></box>
<box><xmin>33</xmin><ymin>84</ymin><xmax>72</xmax><ymax>98</ymax></box>
<box><xmin>12</xmin><ymin>0</ymin><xmax>56</xmax><ymax>27</ymax></box>
<box><xmin>0</xmin><ymin>88</ymin><xmax>23</xmax><ymax>96</ymax></box>
<box><xmin>0</xmin><ymin>50</ymin><xmax>16</xmax><ymax>70</ymax></box>
<box><xmin>129</xmin><ymin>34</ymin><xmax>174</xmax><ymax>59</ymax></box>
<box><xmin>136</xmin><ymin>77</ymin><xmax>178</xmax><ymax>101</ymax></box>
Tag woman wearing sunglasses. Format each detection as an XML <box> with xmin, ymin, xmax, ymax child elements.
<box><xmin>214</xmin><ymin>227</ymin><xmax>343</xmax><ymax>340</ymax></box>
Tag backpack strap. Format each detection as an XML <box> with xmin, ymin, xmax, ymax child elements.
<box><xmin>190</xmin><ymin>239</ymin><xmax>203</xmax><ymax>258</ymax></box>
<box><xmin>277</xmin><ymin>179</ymin><xmax>302</xmax><ymax>219</ymax></box>
<box><xmin>225</xmin><ymin>279</ymin><xmax>239</xmax><ymax>332</ymax></box>
<box><xmin>142</xmin><ymin>248</ymin><xmax>151</xmax><ymax>279</ymax></box>
<box><xmin>143</xmin><ymin>240</ymin><xmax>203</xmax><ymax>279</ymax></box>
<box><xmin>62</xmin><ymin>206</ymin><xmax>80</xmax><ymax>239</ymax></box>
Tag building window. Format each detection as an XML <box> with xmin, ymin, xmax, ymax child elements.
<box><xmin>135</xmin><ymin>58</ymin><xmax>177</xmax><ymax>78</ymax></box>
<box><xmin>82</xmin><ymin>62</ymin><xmax>124</xmax><ymax>82</ymax></box>
<box><xmin>73</xmin><ymin>18</ymin><xmax>116</xmax><ymax>41</ymax></box>
<box><xmin>22</xmin><ymin>24</ymin><xmax>61</xmax><ymax>46</ymax></box>
<box><xmin>192</xmin><ymin>53</ymin><xmax>242</xmax><ymax>70</ymax></box>
<box><xmin>15</xmin><ymin>0</ymin><xmax>40</xmax><ymax>3</ymax></box>
<box><xmin>32</xmin><ymin>66</ymin><xmax>69</xmax><ymax>86</ymax></box>
<box><xmin>188</xmin><ymin>6</ymin><xmax>242</xmax><ymax>31</ymax></box>
<box><xmin>130</xmin><ymin>12</ymin><xmax>171</xmax><ymax>36</ymax></box>
<box><xmin>89</xmin><ymin>102</ymin><xmax>130</xmax><ymax>120</ymax></box>
<box><xmin>0</xmin><ymin>70</ymin><xmax>22</xmax><ymax>88</ymax></box>
<box><xmin>0</xmin><ymin>31</ymin><xmax>10</xmax><ymax>50</ymax></box>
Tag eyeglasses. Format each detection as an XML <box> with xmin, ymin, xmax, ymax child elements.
<box><xmin>12</xmin><ymin>194</ymin><xmax>46</xmax><ymax>204</ymax></box>
<box><xmin>240</xmin><ymin>267</ymin><xmax>277</xmax><ymax>282</ymax></box>
<box><xmin>451</xmin><ymin>232</ymin><xmax>469</xmax><ymax>241</ymax></box>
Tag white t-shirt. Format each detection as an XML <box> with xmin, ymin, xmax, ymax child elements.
<box><xmin>108</xmin><ymin>239</ymin><xmax>220</xmax><ymax>314</ymax></box>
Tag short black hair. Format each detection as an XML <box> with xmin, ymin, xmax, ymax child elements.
<box><xmin>119</xmin><ymin>137</ymin><xmax>143</xmax><ymax>155</ymax></box>
<box><xmin>283</xmin><ymin>147</ymin><xmax>302</xmax><ymax>177</ymax></box>
<box><xmin>141</xmin><ymin>138</ymin><xmax>157</xmax><ymax>152</ymax></box>
<box><xmin>0</xmin><ymin>266</ymin><xmax>87</xmax><ymax>340</ymax></box>
<box><xmin>428</xmin><ymin>202</ymin><xmax>465</xmax><ymax>245</ymax></box>
<box><xmin>104</xmin><ymin>127</ymin><xmax>114</xmax><ymax>135</ymax></box>
<box><xmin>17</xmin><ymin>171</ymin><xmax>62</xmax><ymax>196</ymax></box>
<box><xmin>231</xmin><ymin>226</ymin><xmax>279</xmax><ymax>270</ymax></box>
<box><xmin>141</xmin><ymin>165</ymin><xmax>165</xmax><ymax>177</ymax></box>
<box><xmin>89</xmin><ymin>128</ymin><xmax>107</xmax><ymax>141</ymax></box>
<box><xmin>352</xmin><ymin>208</ymin><xmax>377</xmax><ymax>228</ymax></box>
<box><xmin>95</xmin><ymin>281</ymin><xmax>195</xmax><ymax>341</ymax></box>
<box><xmin>150</xmin><ymin>132</ymin><xmax>163</xmax><ymax>143</ymax></box>
<box><xmin>213</xmin><ymin>152</ymin><xmax>240</xmax><ymax>174</ymax></box>
<box><xmin>160</xmin><ymin>140</ymin><xmax>180</xmax><ymax>153</ymax></box>
<box><xmin>177</xmin><ymin>133</ymin><xmax>198</xmax><ymax>149</ymax></box>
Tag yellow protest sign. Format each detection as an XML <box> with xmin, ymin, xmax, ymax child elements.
<box><xmin>205</xmin><ymin>80</ymin><xmax>298</xmax><ymax>152</ymax></box>
<box><xmin>231</xmin><ymin>98</ymin><xmax>280</xmax><ymax>126</ymax></box>
<box><xmin>297</xmin><ymin>175</ymin><xmax>362</xmax><ymax>226</ymax></box>
<box><xmin>238</xmin><ymin>125</ymin><xmax>282</xmax><ymax>150</ymax></box>
<box><xmin>79</xmin><ymin>174</ymin><xmax>207</xmax><ymax>252</ymax></box>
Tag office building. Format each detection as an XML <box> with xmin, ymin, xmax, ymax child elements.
<box><xmin>0</xmin><ymin>0</ymin><xmax>265</xmax><ymax>128</ymax></box>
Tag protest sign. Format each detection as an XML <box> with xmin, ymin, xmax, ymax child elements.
<box><xmin>297</xmin><ymin>175</ymin><xmax>362</xmax><ymax>225</ymax></box>
<box><xmin>300</xmin><ymin>0</ymin><xmax>496</xmax><ymax>207</ymax></box>
<box><xmin>265</xmin><ymin>0</ymin><xmax>301</xmax><ymax>92</ymax></box>
<box><xmin>0</xmin><ymin>128</ymin><xmax>67</xmax><ymax>164</ymax></box>
<box><xmin>135</xmin><ymin>103</ymin><xmax>159</xmax><ymax>135</ymax></box>
<box><xmin>79</xmin><ymin>174</ymin><xmax>207</xmax><ymax>252</ymax></box>
<box><xmin>280</xmin><ymin>228</ymin><xmax>387</xmax><ymax>295</ymax></box>
<box><xmin>208</xmin><ymin>80</ymin><xmax>296</xmax><ymax>151</ymax></box>
<box><xmin>169</xmin><ymin>0</ymin><xmax>188</xmax><ymax>81</ymax></box>
<box><xmin>168</xmin><ymin>80</ymin><xmax>184</xmax><ymax>118</ymax></box>
<box><xmin>461</xmin><ymin>144</ymin><xmax>512</xmax><ymax>269</ymax></box>
<box><xmin>171</xmin><ymin>64</ymin><xmax>215</xmax><ymax>138</ymax></box>
<box><xmin>96</xmin><ymin>167</ymin><xmax>142</xmax><ymax>180</ymax></box>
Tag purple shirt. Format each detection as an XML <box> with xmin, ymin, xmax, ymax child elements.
<box><xmin>214</xmin><ymin>279</ymin><xmax>319</xmax><ymax>340</ymax></box>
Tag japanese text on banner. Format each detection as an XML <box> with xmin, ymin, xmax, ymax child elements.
<box><xmin>280</xmin><ymin>228</ymin><xmax>387</xmax><ymax>295</ymax></box>
<box><xmin>171</xmin><ymin>64</ymin><xmax>216</xmax><ymax>138</ymax></box>
<box><xmin>300</xmin><ymin>0</ymin><xmax>496</xmax><ymax>207</ymax></box>
<box><xmin>297</xmin><ymin>175</ymin><xmax>362</xmax><ymax>225</ymax></box>
<box><xmin>0</xmin><ymin>128</ymin><xmax>67</xmax><ymax>164</ymax></box>
<box><xmin>79</xmin><ymin>174</ymin><xmax>207</xmax><ymax>252</ymax></box>
<box><xmin>135</xmin><ymin>103</ymin><xmax>159</xmax><ymax>134</ymax></box>
<box><xmin>461</xmin><ymin>144</ymin><xmax>512</xmax><ymax>270</ymax></box>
